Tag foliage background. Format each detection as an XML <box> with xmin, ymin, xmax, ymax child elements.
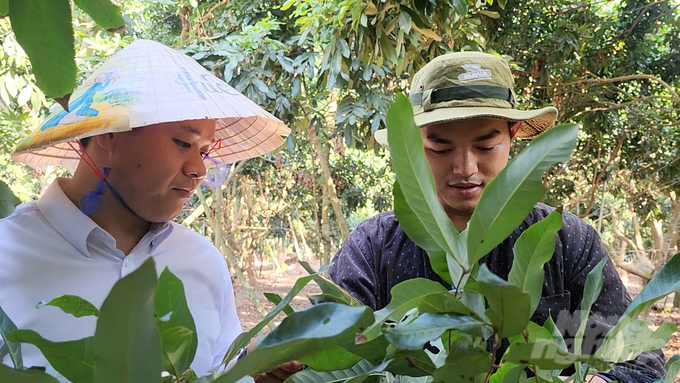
<box><xmin>1</xmin><ymin>0</ymin><xmax>679</xmax><ymax>310</ymax></box>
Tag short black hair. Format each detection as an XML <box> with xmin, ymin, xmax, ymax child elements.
<box><xmin>79</xmin><ymin>137</ymin><xmax>92</xmax><ymax>148</ymax></box>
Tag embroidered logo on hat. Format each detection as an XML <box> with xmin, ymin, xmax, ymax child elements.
<box><xmin>458</xmin><ymin>64</ymin><xmax>492</xmax><ymax>82</ymax></box>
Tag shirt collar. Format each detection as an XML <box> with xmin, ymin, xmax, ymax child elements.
<box><xmin>38</xmin><ymin>179</ymin><xmax>98</xmax><ymax>258</ymax></box>
<box><xmin>38</xmin><ymin>179</ymin><xmax>175</xmax><ymax>257</ymax></box>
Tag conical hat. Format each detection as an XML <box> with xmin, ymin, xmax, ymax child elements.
<box><xmin>12</xmin><ymin>39</ymin><xmax>290</xmax><ymax>171</ymax></box>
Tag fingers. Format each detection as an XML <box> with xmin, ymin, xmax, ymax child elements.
<box><xmin>253</xmin><ymin>362</ymin><xmax>305</xmax><ymax>383</ymax></box>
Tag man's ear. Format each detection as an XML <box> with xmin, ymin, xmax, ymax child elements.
<box><xmin>509</xmin><ymin>121</ymin><xmax>522</xmax><ymax>139</ymax></box>
<box><xmin>94</xmin><ymin>133</ymin><xmax>116</xmax><ymax>153</ymax></box>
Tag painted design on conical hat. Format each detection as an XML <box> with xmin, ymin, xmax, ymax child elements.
<box><xmin>12</xmin><ymin>39</ymin><xmax>291</xmax><ymax>171</ymax></box>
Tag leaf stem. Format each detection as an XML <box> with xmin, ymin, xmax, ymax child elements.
<box><xmin>483</xmin><ymin>332</ymin><xmax>500</xmax><ymax>383</ymax></box>
<box><xmin>454</xmin><ymin>271</ymin><xmax>466</xmax><ymax>299</ymax></box>
<box><xmin>521</xmin><ymin>329</ymin><xmax>541</xmax><ymax>383</ymax></box>
<box><xmin>404</xmin><ymin>355</ymin><xmax>434</xmax><ymax>375</ymax></box>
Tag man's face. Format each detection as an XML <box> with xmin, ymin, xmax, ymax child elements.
<box><xmin>105</xmin><ymin>119</ymin><xmax>216</xmax><ymax>223</ymax></box>
<box><xmin>421</xmin><ymin>118</ymin><xmax>515</xmax><ymax>219</ymax></box>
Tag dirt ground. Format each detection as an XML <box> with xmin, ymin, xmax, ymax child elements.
<box><xmin>233</xmin><ymin>263</ymin><xmax>680</xmax><ymax>382</ymax></box>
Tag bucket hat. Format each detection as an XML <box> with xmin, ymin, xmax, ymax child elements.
<box><xmin>374</xmin><ymin>51</ymin><xmax>557</xmax><ymax>146</ymax></box>
<box><xmin>13</xmin><ymin>39</ymin><xmax>290</xmax><ymax>171</ymax></box>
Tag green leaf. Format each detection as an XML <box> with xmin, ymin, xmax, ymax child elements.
<box><xmin>302</xmin><ymin>265</ymin><xmax>362</xmax><ymax>307</ymax></box>
<box><xmin>285</xmin><ymin>359</ymin><xmax>380</xmax><ymax>383</ymax></box>
<box><xmin>451</xmin><ymin>0</ymin><xmax>469</xmax><ymax>15</ymax></box>
<box><xmin>479</xmin><ymin>10</ymin><xmax>501</xmax><ymax>18</ymax></box>
<box><xmin>363</xmin><ymin>278</ymin><xmax>448</xmax><ymax>340</ymax></box>
<box><xmin>9</xmin><ymin>0</ymin><xmax>77</xmax><ymax>100</ymax></box>
<box><xmin>394</xmin><ymin>182</ymin><xmax>454</xmax><ymax>285</ymax></box>
<box><xmin>157</xmin><ymin>326</ymin><xmax>194</xmax><ymax>377</ymax></box>
<box><xmin>0</xmin><ymin>0</ymin><xmax>7</xmax><ymax>16</ymax></box>
<box><xmin>393</xmin><ymin>181</ymin><xmax>440</xmax><ymax>253</ymax></box>
<box><xmin>7</xmin><ymin>330</ymin><xmax>93</xmax><ymax>383</ymax></box>
<box><xmin>460</xmin><ymin>289</ymin><xmax>489</xmax><ymax>324</ymax></box>
<box><xmin>206</xmin><ymin>303</ymin><xmax>373</xmax><ymax>382</ymax></box>
<box><xmin>342</xmin><ymin>335</ymin><xmax>390</xmax><ymax>365</ymax></box>
<box><xmin>37</xmin><ymin>295</ymin><xmax>99</xmax><ymax>318</ymax></box>
<box><xmin>0</xmin><ymin>363</ymin><xmax>59</xmax><ymax>383</ymax></box>
<box><xmin>93</xmin><ymin>258</ymin><xmax>162</xmax><ymax>383</ymax></box>
<box><xmin>0</xmin><ymin>305</ymin><xmax>23</xmax><ymax>368</ymax></box>
<box><xmin>72</xmin><ymin>0</ymin><xmax>124</xmax><ymax>31</ymax></box>
<box><xmin>0</xmin><ymin>180</ymin><xmax>21</xmax><ymax>219</ymax></box>
<box><xmin>386</xmin><ymin>350</ymin><xmax>437</xmax><ymax>377</ymax></box>
<box><xmin>432</xmin><ymin>342</ymin><xmax>491</xmax><ymax>383</ymax></box>
<box><xmin>386</xmin><ymin>94</ymin><xmax>467</xmax><ymax>278</ymax></box>
<box><xmin>508</xmin><ymin>209</ymin><xmax>562</xmax><ymax>313</ymax></box>
<box><xmin>508</xmin><ymin>322</ymin><xmax>553</xmax><ymax>345</ymax></box>
<box><xmin>154</xmin><ymin>267</ymin><xmax>197</xmax><ymax>376</ymax></box>
<box><xmin>384</xmin><ymin>313</ymin><xmax>487</xmax><ymax>349</ymax></box>
<box><xmin>597</xmin><ymin>320</ymin><xmax>677</xmax><ymax>362</ymax></box>
<box><xmin>263</xmin><ymin>293</ymin><xmax>294</xmax><ymax>315</ymax></box>
<box><xmin>665</xmin><ymin>354</ymin><xmax>680</xmax><ymax>383</ymax></box>
<box><xmin>489</xmin><ymin>363</ymin><xmax>524</xmax><ymax>383</ymax></box>
<box><xmin>476</xmin><ymin>265</ymin><xmax>532</xmax><ymax>338</ymax></box>
<box><xmin>299</xmin><ymin>346</ymin><xmax>363</xmax><ymax>371</ymax></box>
<box><xmin>503</xmin><ymin>341</ymin><xmax>611</xmax><ymax>371</ymax></box>
<box><xmin>222</xmin><ymin>274</ymin><xmax>315</xmax><ymax>364</ymax></box>
<box><xmin>542</xmin><ymin>316</ymin><xmax>567</xmax><ymax>352</ymax></box>
<box><xmin>417</xmin><ymin>291</ymin><xmax>477</xmax><ymax>318</ymax></box>
<box><xmin>379</xmin><ymin>33</ymin><xmax>398</xmax><ymax>65</ymax></box>
<box><xmin>574</xmin><ymin>256</ymin><xmax>608</xmax><ymax>356</ymax></box>
<box><xmin>467</xmin><ymin>123</ymin><xmax>578</xmax><ymax>265</ymax></box>
<box><xmin>611</xmin><ymin>253</ymin><xmax>680</xmax><ymax>335</ymax></box>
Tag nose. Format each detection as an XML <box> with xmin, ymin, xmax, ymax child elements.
<box><xmin>451</xmin><ymin>148</ymin><xmax>478</xmax><ymax>178</ymax></box>
<box><xmin>183</xmin><ymin>150</ymin><xmax>207</xmax><ymax>179</ymax></box>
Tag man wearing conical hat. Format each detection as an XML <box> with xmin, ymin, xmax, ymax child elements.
<box><xmin>328</xmin><ymin>52</ymin><xmax>666</xmax><ymax>382</ymax></box>
<box><xmin>0</xmin><ymin>40</ymin><xmax>293</xmax><ymax>379</ymax></box>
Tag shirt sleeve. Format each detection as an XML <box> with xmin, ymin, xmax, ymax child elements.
<box><xmin>327</xmin><ymin>223</ymin><xmax>382</xmax><ymax>311</ymax></box>
<box><xmin>561</xmin><ymin>213</ymin><xmax>666</xmax><ymax>382</ymax></box>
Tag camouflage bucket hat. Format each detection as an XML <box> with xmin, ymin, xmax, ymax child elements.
<box><xmin>374</xmin><ymin>51</ymin><xmax>558</xmax><ymax>146</ymax></box>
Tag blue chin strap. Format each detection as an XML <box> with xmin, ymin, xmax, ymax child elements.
<box><xmin>78</xmin><ymin>167</ymin><xmax>134</xmax><ymax>216</ymax></box>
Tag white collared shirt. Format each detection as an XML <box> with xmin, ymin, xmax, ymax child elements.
<box><xmin>0</xmin><ymin>180</ymin><xmax>241</xmax><ymax>380</ymax></box>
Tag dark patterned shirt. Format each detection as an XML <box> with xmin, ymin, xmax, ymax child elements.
<box><xmin>328</xmin><ymin>203</ymin><xmax>666</xmax><ymax>382</ymax></box>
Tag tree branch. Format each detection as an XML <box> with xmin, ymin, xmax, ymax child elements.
<box><xmin>562</xmin><ymin>74</ymin><xmax>680</xmax><ymax>102</ymax></box>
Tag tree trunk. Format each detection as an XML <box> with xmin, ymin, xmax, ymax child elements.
<box><xmin>674</xmin><ymin>292</ymin><xmax>680</xmax><ymax>309</ymax></box>
<box><xmin>288</xmin><ymin>215</ymin><xmax>303</xmax><ymax>262</ymax></box>
<box><xmin>297</xmin><ymin>219</ymin><xmax>312</xmax><ymax>261</ymax></box>
<box><xmin>222</xmin><ymin>241</ymin><xmax>271</xmax><ymax>323</ymax></box>
<box><xmin>596</xmin><ymin>179</ymin><xmax>607</xmax><ymax>233</ymax></box>
<box><xmin>321</xmin><ymin>178</ymin><xmax>331</xmax><ymax>265</ymax></box>
<box><xmin>313</xmin><ymin>136</ymin><xmax>350</xmax><ymax>239</ymax></box>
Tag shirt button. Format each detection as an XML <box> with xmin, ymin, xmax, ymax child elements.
<box><xmin>124</xmin><ymin>257</ymin><xmax>130</xmax><ymax>267</ymax></box>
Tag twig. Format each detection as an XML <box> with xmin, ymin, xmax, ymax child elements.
<box><xmin>200</xmin><ymin>0</ymin><xmax>230</xmax><ymax>23</ymax></box>
<box><xmin>483</xmin><ymin>332</ymin><xmax>501</xmax><ymax>383</ymax></box>
<box><xmin>561</xmin><ymin>74</ymin><xmax>680</xmax><ymax>102</ymax></box>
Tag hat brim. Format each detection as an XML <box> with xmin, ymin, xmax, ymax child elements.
<box><xmin>374</xmin><ymin>105</ymin><xmax>558</xmax><ymax>146</ymax></box>
<box><xmin>415</xmin><ymin>106</ymin><xmax>558</xmax><ymax>139</ymax></box>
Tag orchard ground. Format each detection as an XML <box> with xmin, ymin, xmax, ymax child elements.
<box><xmin>232</xmin><ymin>261</ymin><xmax>680</xmax><ymax>382</ymax></box>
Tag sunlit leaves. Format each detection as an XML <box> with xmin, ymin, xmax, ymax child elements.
<box><xmin>8</xmin><ymin>0</ymin><xmax>76</xmax><ymax>102</ymax></box>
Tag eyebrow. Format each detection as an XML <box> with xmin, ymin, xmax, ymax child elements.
<box><xmin>426</xmin><ymin>133</ymin><xmax>452</xmax><ymax>144</ymax></box>
<box><xmin>180</xmin><ymin>125</ymin><xmax>216</xmax><ymax>143</ymax></box>
<box><xmin>427</xmin><ymin>129</ymin><xmax>502</xmax><ymax>144</ymax></box>
<box><xmin>473</xmin><ymin>129</ymin><xmax>502</xmax><ymax>142</ymax></box>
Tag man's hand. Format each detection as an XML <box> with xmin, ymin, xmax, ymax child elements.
<box><xmin>559</xmin><ymin>375</ymin><xmax>608</xmax><ymax>383</ymax></box>
<box><xmin>253</xmin><ymin>361</ymin><xmax>304</xmax><ymax>383</ymax></box>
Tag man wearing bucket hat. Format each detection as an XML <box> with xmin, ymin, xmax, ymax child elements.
<box><xmin>0</xmin><ymin>40</ymin><xmax>298</xmax><ymax>381</ymax></box>
<box><xmin>328</xmin><ymin>52</ymin><xmax>666</xmax><ymax>382</ymax></box>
